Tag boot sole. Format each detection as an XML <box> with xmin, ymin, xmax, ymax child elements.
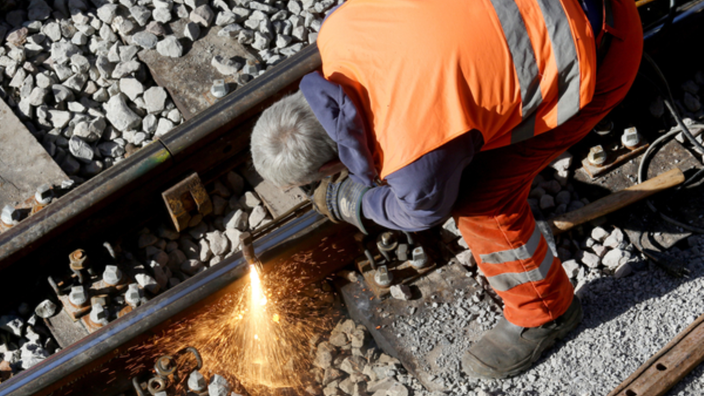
<box><xmin>464</xmin><ymin>299</ymin><xmax>584</xmax><ymax>379</ymax></box>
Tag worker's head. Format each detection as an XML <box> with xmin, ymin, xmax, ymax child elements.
<box><xmin>251</xmin><ymin>91</ymin><xmax>340</xmax><ymax>188</ymax></box>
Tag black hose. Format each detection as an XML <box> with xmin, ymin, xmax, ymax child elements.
<box><xmin>635</xmin><ymin>53</ymin><xmax>704</xmax><ymax>235</ymax></box>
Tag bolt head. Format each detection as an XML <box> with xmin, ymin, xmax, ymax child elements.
<box><xmin>411</xmin><ymin>246</ymin><xmax>428</xmax><ymax>269</ymax></box>
<box><xmin>103</xmin><ymin>265</ymin><xmax>122</xmax><ymax>285</ymax></box>
<box><xmin>374</xmin><ymin>265</ymin><xmax>393</xmax><ymax>287</ymax></box>
<box><xmin>188</xmin><ymin>370</ymin><xmax>207</xmax><ymax>392</ymax></box>
<box><xmin>210</xmin><ymin>79</ymin><xmax>228</xmax><ymax>98</ymax></box>
<box><xmin>622</xmin><ymin>127</ymin><xmax>640</xmax><ymax>148</ymax></box>
<box><xmin>588</xmin><ymin>145</ymin><xmax>607</xmax><ymax>166</ymax></box>
<box><xmin>1</xmin><ymin>205</ymin><xmax>19</xmax><ymax>225</ymax></box>
<box><xmin>125</xmin><ymin>283</ymin><xmax>141</xmax><ymax>306</ymax></box>
<box><xmin>69</xmin><ymin>286</ymin><xmax>88</xmax><ymax>306</ymax></box>
<box><xmin>89</xmin><ymin>303</ymin><xmax>108</xmax><ymax>323</ymax></box>
<box><xmin>35</xmin><ymin>184</ymin><xmax>53</xmax><ymax>205</ymax></box>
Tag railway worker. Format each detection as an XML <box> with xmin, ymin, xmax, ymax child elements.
<box><xmin>250</xmin><ymin>0</ymin><xmax>643</xmax><ymax>379</ymax></box>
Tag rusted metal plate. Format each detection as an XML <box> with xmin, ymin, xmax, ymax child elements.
<box><xmin>162</xmin><ymin>172</ymin><xmax>213</xmax><ymax>232</ymax></box>
<box><xmin>355</xmin><ymin>253</ymin><xmax>437</xmax><ymax>298</ymax></box>
<box><xmin>239</xmin><ymin>160</ymin><xmax>307</xmax><ymax>218</ymax></box>
<box><xmin>581</xmin><ymin>143</ymin><xmax>649</xmax><ymax>178</ymax></box>
<box><xmin>338</xmin><ymin>262</ymin><xmax>496</xmax><ymax>392</ymax></box>
<box><xmin>574</xmin><ymin>139</ymin><xmax>703</xmax><ymax>250</ymax></box>
<box><xmin>0</xmin><ymin>98</ymin><xmax>67</xmax><ymax>206</ymax></box>
<box><xmin>609</xmin><ymin>313</ymin><xmax>704</xmax><ymax>396</ymax></box>
<box><xmin>137</xmin><ymin>19</ymin><xmax>259</xmax><ymax>120</ymax></box>
<box><xmin>574</xmin><ymin>139</ymin><xmax>702</xmax><ymax>196</ymax></box>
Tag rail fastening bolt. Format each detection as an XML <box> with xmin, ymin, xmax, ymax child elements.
<box><xmin>410</xmin><ymin>246</ymin><xmax>428</xmax><ymax>269</ymax></box>
<box><xmin>188</xmin><ymin>370</ymin><xmax>207</xmax><ymax>392</ymax></box>
<box><xmin>103</xmin><ymin>265</ymin><xmax>123</xmax><ymax>286</ymax></box>
<box><xmin>69</xmin><ymin>286</ymin><xmax>88</xmax><ymax>306</ymax></box>
<box><xmin>621</xmin><ymin>127</ymin><xmax>640</xmax><ymax>149</ymax></box>
<box><xmin>587</xmin><ymin>145</ymin><xmax>607</xmax><ymax>166</ymax></box>
<box><xmin>374</xmin><ymin>265</ymin><xmax>393</xmax><ymax>287</ymax></box>
<box><xmin>125</xmin><ymin>283</ymin><xmax>141</xmax><ymax>307</ymax></box>
<box><xmin>89</xmin><ymin>303</ymin><xmax>108</xmax><ymax>325</ymax></box>
<box><xmin>1</xmin><ymin>205</ymin><xmax>20</xmax><ymax>226</ymax></box>
<box><xmin>35</xmin><ymin>184</ymin><xmax>53</xmax><ymax>205</ymax></box>
<box><xmin>210</xmin><ymin>79</ymin><xmax>228</xmax><ymax>98</ymax></box>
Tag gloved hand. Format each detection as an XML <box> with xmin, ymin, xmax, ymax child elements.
<box><xmin>312</xmin><ymin>170</ymin><xmax>370</xmax><ymax>234</ymax></box>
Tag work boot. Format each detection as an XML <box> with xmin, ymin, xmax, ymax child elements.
<box><xmin>462</xmin><ymin>296</ymin><xmax>583</xmax><ymax>379</ymax></box>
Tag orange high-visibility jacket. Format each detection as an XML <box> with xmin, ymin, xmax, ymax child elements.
<box><xmin>317</xmin><ymin>0</ymin><xmax>597</xmax><ymax>180</ymax></box>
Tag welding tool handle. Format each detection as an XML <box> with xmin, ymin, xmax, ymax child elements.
<box><xmin>550</xmin><ymin>168</ymin><xmax>685</xmax><ymax>235</ymax></box>
<box><xmin>240</xmin><ymin>232</ymin><xmax>257</xmax><ymax>264</ymax></box>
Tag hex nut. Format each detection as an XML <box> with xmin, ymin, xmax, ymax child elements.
<box><xmin>103</xmin><ymin>265</ymin><xmax>123</xmax><ymax>285</ymax></box>
<box><xmin>89</xmin><ymin>303</ymin><xmax>108</xmax><ymax>325</ymax></box>
<box><xmin>125</xmin><ymin>283</ymin><xmax>141</xmax><ymax>307</ymax></box>
<box><xmin>410</xmin><ymin>246</ymin><xmax>428</xmax><ymax>269</ymax></box>
<box><xmin>374</xmin><ymin>265</ymin><xmax>393</xmax><ymax>287</ymax></box>
<box><xmin>588</xmin><ymin>145</ymin><xmax>607</xmax><ymax>166</ymax></box>
<box><xmin>210</xmin><ymin>79</ymin><xmax>228</xmax><ymax>98</ymax></box>
<box><xmin>621</xmin><ymin>127</ymin><xmax>640</xmax><ymax>149</ymax></box>
<box><xmin>188</xmin><ymin>370</ymin><xmax>207</xmax><ymax>392</ymax></box>
<box><xmin>35</xmin><ymin>184</ymin><xmax>53</xmax><ymax>205</ymax></box>
<box><xmin>69</xmin><ymin>286</ymin><xmax>88</xmax><ymax>306</ymax></box>
<box><xmin>1</xmin><ymin>204</ymin><xmax>20</xmax><ymax>226</ymax></box>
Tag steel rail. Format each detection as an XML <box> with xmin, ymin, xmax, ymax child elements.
<box><xmin>0</xmin><ymin>209</ymin><xmax>327</xmax><ymax>396</ymax></box>
<box><xmin>0</xmin><ymin>44</ymin><xmax>322</xmax><ymax>267</ymax></box>
<box><xmin>643</xmin><ymin>0</ymin><xmax>704</xmax><ymax>40</ymax></box>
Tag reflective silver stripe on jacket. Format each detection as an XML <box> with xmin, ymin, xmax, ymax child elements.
<box><xmin>490</xmin><ymin>0</ymin><xmax>582</xmax><ymax>142</ymax></box>
<box><xmin>486</xmin><ymin>247</ymin><xmax>555</xmax><ymax>292</ymax></box>
<box><xmin>535</xmin><ymin>0</ymin><xmax>581</xmax><ymax>126</ymax></box>
<box><xmin>480</xmin><ymin>224</ymin><xmax>542</xmax><ymax>264</ymax></box>
<box><xmin>489</xmin><ymin>0</ymin><xmax>542</xmax><ymax>128</ymax></box>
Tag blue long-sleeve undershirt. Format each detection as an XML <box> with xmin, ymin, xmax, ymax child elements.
<box><xmin>362</xmin><ymin>131</ymin><xmax>483</xmax><ymax>231</ymax></box>
<box><xmin>300</xmin><ymin>72</ymin><xmax>483</xmax><ymax>232</ymax></box>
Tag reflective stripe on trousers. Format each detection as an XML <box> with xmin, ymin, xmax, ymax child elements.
<box><xmin>453</xmin><ymin>0</ymin><xmax>642</xmax><ymax>328</ymax></box>
<box><xmin>489</xmin><ymin>0</ymin><xmax>582</xmax><ymax>143</ymax></box>
<box><xmin>480</xmin><ymin>225</ymin><xmax>556</xmax><ymax>292</ymax></box>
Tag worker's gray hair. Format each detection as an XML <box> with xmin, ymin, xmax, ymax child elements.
<box><xmin>251</xmin><ymin>91</ymin><xmax>338</xmax><ymax>188</ymax></box>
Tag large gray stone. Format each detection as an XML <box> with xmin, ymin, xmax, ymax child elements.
<box><xmin>97</xmin><ymin>4</ymin><xmax>119</xmax><ymax>24</ymax></box>
<box><xmin>119</xmin><ymin>77</ymin><xmax>144</xmax><ymax>101</ymax></box>
<box><xmin>51</xmin><ymin>84</ymin><xmax>74</xmax><ymax>102</ymax></box>
<box><xmin>211</xmin><ymin>55</ymin><xmax>242</xmax><ymax>75</ymax></box>
<box><xmin>106</xmin><ymin>94</ymin><xmax>142</xmax><ymax>131</ymax></box>
<box><xmin>184</xmin><ymin>21</ymin><xmax>200</xmax><ymax>40</ymax></box>
<box><xmin>156</xmin><ymin>36</ymin><xmax>183</xmax><ymax>58</ymax></box>
<box><xmin>130</xmin><ymin>5</ymin><xmax>152</xmax><ymax>26</ymax></box>
<box><xmin>143</xmin><ymin>86</ymin><xmax>168</xmax><ymax>114</ymax></box>
<box><xmin>51</xmin><ymin>41</ymin><xmax>81</xmax><ymax>65</ymax></box>
<box><xmin>131</xmin><ymin>31</ymin><xmax>158</xmax><ymax>49</ymax></box>
<box><xmin>111</xmin><ymin>60</ymin><xmax>141</xmax><ymax>79</ymax></box>
<box><xmin>224</xmin><ymin>209</ymin><xmax>248</xmax><ymax>231</ymax></box>
<box><xmin>68</xmin><ymin>136</ymin><xmax>94</xmax><ymax>163</ymax></box>
<box><xmin>155</xmin><ymin>117</ymin><xmax>175</xmax><ymax>136</ymax></box>
<box><xmin>190</xmin><ymin>5</ymin><xmax>215</xmax><ymax>27</ymax></box>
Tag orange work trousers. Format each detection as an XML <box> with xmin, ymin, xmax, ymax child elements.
<box><xmin>453</xmin><ymin>0</ymin><xmax>643</xmax><ymax>328</ymax></box>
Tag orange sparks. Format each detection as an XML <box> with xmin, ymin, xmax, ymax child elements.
<box><xmin>133</xmin><ymin>258</ymin><xmax>341</xmax><ymax>396</ymax></box>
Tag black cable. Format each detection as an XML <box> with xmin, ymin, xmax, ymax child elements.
<box><xmin>636</xmin><ymin>54</ymin><xmax>704</xmax><ymax>234</ymax></box>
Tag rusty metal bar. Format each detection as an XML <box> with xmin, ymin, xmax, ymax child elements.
<box><xmin>0</xmin><ymin>45</ymin><xmax>321</xmax><ymax>268</ymax></box>
<box><xmin>0</xmin><ymin>210</ymin><xmax>327</xmax><ymax>396</ymax></box>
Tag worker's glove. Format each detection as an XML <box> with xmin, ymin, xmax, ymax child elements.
<box><xmin>312</xmin><ymin>170</ymin><xmax>370</xmax><ymax>234</ymax></box>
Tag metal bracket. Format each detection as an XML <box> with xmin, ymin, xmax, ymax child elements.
<box><xmin>581</xmin><ymin>143</ymin><xmax>649</xmax><ymax>178</ymax></box>
<box><xmin>161</xmin><ymin>173</ymin><xmax>213</xmax><ymax>232</ymax></box>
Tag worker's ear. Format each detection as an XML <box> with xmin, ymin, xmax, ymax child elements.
<box><xmin>318</xmin><ymin>160</ymin><xmax>347</xmax><ymax>177</ymax></box>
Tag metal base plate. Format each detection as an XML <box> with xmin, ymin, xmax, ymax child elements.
<box><xmin>356</xmin><ymin>255</ymin><xmax>437</xmax><ymax>298</ymax></box>
<box><xmin>338</xmin><ymin>262</ymin><xmax>498</xmax><ymax>392</ymax></box>
<box><xmin>137</xmin><ymin>19</ymin><xmax>259</xmax><ymax>120</ymax></box>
